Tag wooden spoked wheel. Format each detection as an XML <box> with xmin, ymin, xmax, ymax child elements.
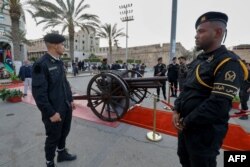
<box><xmin>87</xmin><ymin>72</ymin><xmax>130</xmax><ymax>122</ymax></box>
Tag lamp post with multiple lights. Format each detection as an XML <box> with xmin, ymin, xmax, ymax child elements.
<box><xmin>119</xmin><ymin>3</ymin><xmax>134</xmax><ymax>63</ymax></box>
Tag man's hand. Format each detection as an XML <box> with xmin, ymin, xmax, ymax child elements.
<box><xmin>71</xmin><ymin>102</ymin><xmax>76</xmax><ymax>110</ymax></box>
<box><xmin>247</xmin><ymin>88</ymin><xmax>250</xmax><ymax>93</ymax></box>
<box><xmin>172</xmin><ymin>111</ymin><xmax>183</xmax><ymax>131</ymax></box>
<box><xmin>156</xmin><ymin>72</ymin><xmax>161</xmax><ymax>76</ymax></box>
<box><xmin>50</xmin><ymin>112</ymin><xmax>61</xmax><ymax>122</ymax></box>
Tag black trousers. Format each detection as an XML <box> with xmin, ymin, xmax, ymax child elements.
<box><xmin>239</xmin><ymin>89</ymin><xmax>250</xmax><ymax>110</ymax></box>
<box><xmin>157</xmin><ymin>81</ymin><xmax>166</xmax><ymax>100</ymax></box>
<box><xmin>42</xmin><ymin>110</ymin><xmax>72</xmax><ymax>161</ymax></box>
<box><xmin>177</xmin><ymin>126</ymin><xmax>226</xmax><ymax>167</ymax></box>
<box><xmin>169</xmin><ymin>80</ymin><xmax>178</xmax><ymax>96</ymax></box>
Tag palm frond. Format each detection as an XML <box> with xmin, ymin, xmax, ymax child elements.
<box><xmin>75</xmin><ymin>4</ymin><xmax>90</xmax><ymax>18</ymax></box>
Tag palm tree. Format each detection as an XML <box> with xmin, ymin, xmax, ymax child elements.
<box><xmin>5</xmin><ymin>29</ymin><xmax>31</xmax><ymax>46</ymax></box>
<box><xmin>97</xmin><ymin>23</ymin><xmax>125</xmax><ymax>64</ymax></box>
<box><xmin>8</xmin><ymin>0</ymin><xmax>25</xmax><ymax>61</ymax></box>
<box><xmin>28</xmin><ymin>0</ymin><xmax>100</xmax><ymax>61</ymax></box>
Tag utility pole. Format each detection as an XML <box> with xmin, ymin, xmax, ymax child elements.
<box><xmin>169</xmin><ymin>0</ymin><xmax>178</xmax><ymax>64</ymax></box>
<box><xmin>119</xmin><ymin>3</ymin><xmax>134</xmax><ymax>63</ymax></box>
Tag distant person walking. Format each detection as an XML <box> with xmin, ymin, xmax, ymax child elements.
<box><xmin>18</xmin><ymin>60</ymin><xmax>32</xmax><ymax>97</ymax></box>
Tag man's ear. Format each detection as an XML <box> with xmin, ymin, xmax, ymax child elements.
<box><xmin>215</xmin><ymin>28</ymin><xmax>223</xmax><ymax>39</ymax></box>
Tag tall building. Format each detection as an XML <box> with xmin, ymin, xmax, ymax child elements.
<box><xmin>27</xmin><ymin>29</ymin><xmax>100</xmax><ymax>62</ymax></box>
<box><xmin>0</xmin><ymin>0</ymin><xmax>27</xmax><ymax>65</ymax></box>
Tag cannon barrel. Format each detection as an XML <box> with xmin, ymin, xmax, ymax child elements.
<box><xmin>73</xmin><ymin>95</ymin><xmax>88</xmax><ymax>100</ymax></box>
<box><xmin>124</xmin><ymin>76</ymin><xmax>167</xmax><ymax>82</ymax></box>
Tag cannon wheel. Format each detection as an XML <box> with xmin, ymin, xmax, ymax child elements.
<box><xmin>87</xmin><ymin>72</ymin><xmax>130</xmax><ymax>122</ymax></box>
<box><xmin>121</xmin><ymin>70</ymin><xmax>147</xmax><ymax>104</ymax></box>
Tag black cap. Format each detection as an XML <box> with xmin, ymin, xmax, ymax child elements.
<box><xmin>44</xmin><ymin>33</ymin><xmax>65</xmax><ymax>44</ymax></box>
<box><xmin>195</xmin><ymin>11</ymin><xmax>228</xmax><ymax>29</ymax></box>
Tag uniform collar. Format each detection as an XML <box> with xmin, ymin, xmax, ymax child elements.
<box><xmin>48</xmin><ymin>52</ymin><xmax>60</xmax><ymax>61</ymax></box>
<box><xmin>198</xmin><ymin>45</ymin><xmax>227</xmax><ymax>60</ymax></box>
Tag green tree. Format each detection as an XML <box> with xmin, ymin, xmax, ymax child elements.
<box><xmin>8</xmin><ymin>0</ymin><xmax>26</xmax><ymax>61</ymax></box>
<box><xmin>97</xmin><ymin>23</ymin><xmax>125</xmax><ymax>64</ymax></box>
<box><xmin>28</xmin><ymin>0</ymin><xmax>100</xmax><ymax>61</ymax></box>
<box><xmin>5</xmin><ymin>29</ymin><xmax>31</xmax><ymax>46</ymax></box>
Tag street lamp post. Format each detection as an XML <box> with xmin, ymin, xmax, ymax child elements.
<box><xmin>119</xmin><ymin>3</ymin><xmax>134</xmax><ymax>63</ymax></box>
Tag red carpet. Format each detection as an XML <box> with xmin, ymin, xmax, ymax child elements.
<box><xmin>121</xmin><ymin>106</ymin><xmax>250</xmax><ymax>151</ymax></box>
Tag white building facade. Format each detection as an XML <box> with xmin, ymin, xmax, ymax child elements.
<box><xmin>27</xmin><ymin>29</ymin><xmax>100</xmax><ymax>62</ymax></box>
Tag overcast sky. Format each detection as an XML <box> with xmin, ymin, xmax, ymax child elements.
<box><xmin>24</xmin><ymin>0</ymin><xmax>250</xmax><ymax>50</ymax></box>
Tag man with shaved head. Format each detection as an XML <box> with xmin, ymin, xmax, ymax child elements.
<box><xmin>32</xmin><ymin>33</ymin><xmax>77</xmax><ymax>167</ymax></box>
<box><xmin>172</xmin><ymin>12</ymin><xmax>248</xmax><ymax>167</ymax></box>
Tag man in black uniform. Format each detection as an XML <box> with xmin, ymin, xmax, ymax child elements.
<box><xmin>172</xmin><ymin>12</ymin><xmax>248</xmax><ymax>167</ymax></box>
<box><xmin>178</xmin><ymin>56</ymin><xmax>188</xmax><ymax>92</ymax></box>
<box><xmin>154</xmin><ymin>57</ymin><xmax>167</xmax><ymax>101</ymax></box>
<box><xmin>32</xmin><ymin>33</ymin><xmax>77</xmax><ymax>167</ymax></box>
<box><xmin>167</xmin><ymin>57</ymin><xmax>179</xmax><ymax>97</ymax></box>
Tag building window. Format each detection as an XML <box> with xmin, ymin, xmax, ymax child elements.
<box><xmin>0</xmin><ymin>27</ymin><xmax>5</xmax><ymax>35</ymax></box>
<box><xmin>82</xmin><ymin>41</ymin><xmax>85</xmax><ymax>44</ymax></box>
<box><xmin>82</xmin><ymin>46</ymin><xmax>84</xmax><ymax>50</ymax></box>
<box><xmin>75</xmin><ymin>45</ymin><xmax>77</xmax><ymax>50</ymax></box>
<box><xmin>0</xmin><ymin>14</ymin><xmax>4</xmax><ymax>22</ymax></box>
<box><xmin>75</xmin><ymin>40</ymin><xmax>77</xmax><ymax>42</ymax></box>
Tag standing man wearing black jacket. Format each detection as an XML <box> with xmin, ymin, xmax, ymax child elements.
<box><xmin>154</xmin><ymin>57</ymin><xmax>167</xmax><ymax>101</ymax></box>
<box><xmin>32</xmin><ymin>33</ymin><xmax>77</xmax><ymax>167</ymax></box>
<box><xmin>167</xmin><ymin>57</ymin><xmax>179</xmax><ymax>97</ymax></box>
<box><xmin>172</xmin><ymin>12</ymin><xmax>247</xmax><ymax>167</ymax></box>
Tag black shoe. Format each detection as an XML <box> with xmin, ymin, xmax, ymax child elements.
<box><xmin>57</xmin><ymin>149</ymin><xmax>77</xmax><ymax>162</ymax></box>
<box><xmin>46</xmin><ymin>161</ymin><xmax>56</xmax><ymax>167</ymax></box>
<box><xmin>239</xmin><ymin>115</ymin><xmax>249</xmax><ymax>120</ymax></box>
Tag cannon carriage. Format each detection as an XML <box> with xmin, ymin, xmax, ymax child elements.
<box><xmin>73</xmin><ymin>70</ymin><xmax>167</xmax><ymax>122</ymax></box>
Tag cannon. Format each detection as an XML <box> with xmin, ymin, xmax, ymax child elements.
<box><xmin>73</xmin><ymin>70</ymin><xmax>167</xmax><ymax>122</ymax></box>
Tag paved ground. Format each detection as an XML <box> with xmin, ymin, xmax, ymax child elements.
<box><xmin>0</xmin><ymin>98</ymin><xmax>227</xmax><ymax>167</ymax></box>
<box><xmin>0</xmin><ymin>70</ymin><xmax>249</xmax><ymax>167</ymax></box>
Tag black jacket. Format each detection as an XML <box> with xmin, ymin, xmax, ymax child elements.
<box><xmin>18</xmin><ymin>65</ymin><xmax>32</xmax><ymax>81</ymax></box>
<box><xmin>174</xmin><ymin>46</ymin><xmax>245</xmax><ymax>128</ymax></box>
<box><xmin>154</xmin><ymin>63</ymin><xmax>167</xmax><ymax>76</ymax></box>
<box><xmin>32</xmin><ymin>53</ymin><xmax>73</xmax><ymax>119</ymax></box>
<box><xmin>167</xmin><ymin>63</ymin><xmax>179</xmax><ymax>81</ymax></box>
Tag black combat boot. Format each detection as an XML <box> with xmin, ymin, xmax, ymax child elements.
<box><xmin>46</xmin><ymin>161</ymin><xmax>56</xmax><ymax>167</ymax></box>
<box><xmin>57</xmin><ymin>149</ymin><xmax>77</xmax><ymax>162</ymax></box>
